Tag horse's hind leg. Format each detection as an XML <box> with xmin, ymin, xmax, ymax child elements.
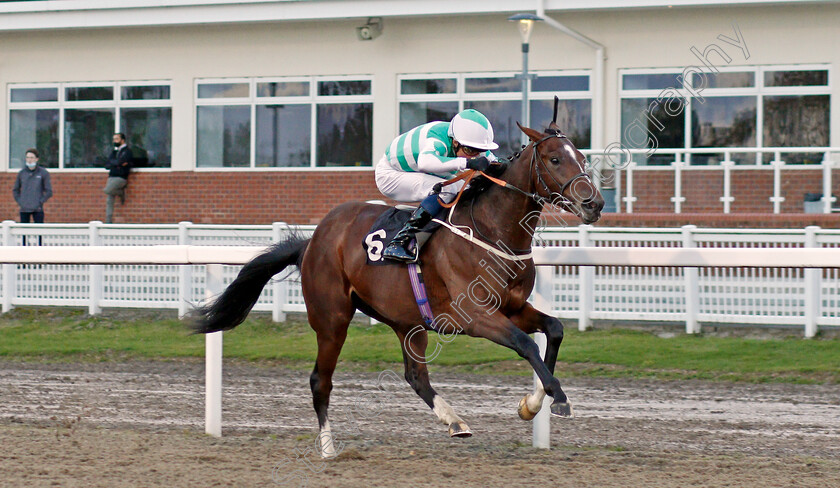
<box><xmin>307</xmin><ymin>298</ymin><xmax>354</xmax><ymax>458</ymax></box>
<box><xmin>509</xmin><ymin>304</ymin><xmax>568</xmax><ymax>421</ymax></box>
<box><xmin>397</xmin><ymin>327</ymin><xmax>471</xmax><ymax>438</ymax></box>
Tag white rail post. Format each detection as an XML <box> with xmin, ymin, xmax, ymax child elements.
<box><xmin>770</xmin><ymin>153</ymin><xmax>784</xmax><ymax>214</ymax></box>
<box><xmin>578</xmin><ymin>225</ymin><xmax>594</xmax><ymax>331</ymax></box>
<box><xmin>532</xmin><ymin>265</ymin><xmax>553</xmax><ymax>448</ymax></box>
<box><xmin>205</xmin><ymin>263</ymin><xmax>223</xmax><ymax>437</ymax></box>
<box><xmin>720</xmin><ymin>157</ymin><xmax>734</xmax><ymax>214</ymax></box>
<box><xmin>88</xmin><ymin>221</ymin><xmax>103</xmax><ymax>315</ymax></box>
<box><xmin>682</xmin><ymin>225</ymin><xmax>700</xmax><ymax>334</ymax></box>
<box><xmin>271</xmin><ymin>222</ymin><xmax>287</xmax><ymax>323</ymax></box>
<box><xmin>622</xmin><ymin>163</ymin><xmax>637</xmax><ymax>213</ymax></box>
<box><xmin>2</xmin><ymin>221</ymin><xmax>15</xmax><ymax>313</ymax></box>
<box><xmin>821</xmin><ymin>155</ymin><xmax>836</xmax><ymax>214</ymax></box>
<box><xmin>804</xmin><ymin>226</ymin><xmax>820</xmax><ymax>338</ymax></box>
<box><xmin>670</xmin><ymin>155</ymin><xmax>685</xmax><ymax>214</ymax></box>
<box><xmin>178</xmin><ymin>222</ymin><xmax>193</xmax><ymax>318</ymax></box>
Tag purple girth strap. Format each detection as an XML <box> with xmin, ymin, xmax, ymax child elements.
<box><xmin>407</xmin><ymin>260</ymin><xmax>435</xmax><ymax>328</ymax></box>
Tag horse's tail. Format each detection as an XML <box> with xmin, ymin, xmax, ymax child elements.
<box><xmin>190</xmin><ymin>235</ymin><xmax>310</xmax><ymax>334</ymax></box>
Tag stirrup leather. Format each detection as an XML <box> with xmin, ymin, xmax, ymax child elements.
<box><xmin>382</xmin><ymin>207</ymin><xmax>432</xmax><ymax>263</ymax></box>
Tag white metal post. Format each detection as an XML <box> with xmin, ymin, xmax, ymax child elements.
<box><xmin>205</xmin><ymin>263</ymin><xmax>224</xmax><ymax>437</ymax></box>
<box><xmin>178</xmin><ymin>221</ymin><xmax>192</xmax><ymax>318</ymax></box>
<box><xmin>770</xmin><ymin>153</ymin><xmax>784</xmax><ymax>214</ymax></box>
<box><xmin>271</xmin><ymin>222</ymin><xmax>287</xmax><ymax>323</ymax></box>
<box><xmin>88</xmin><ymin>221</ymin><xmax>103</xmax><ymax>315</ymax></box>
<box><xmin>803</xmin><ymin>226</ymin><xmax>820</xmax><ymax>338</ymax></box>
<box><xmin>821</xmin><ymin>155</ymin><xmax>836</xmax><ymax>214</ymax></box>
<box><xmin>2</xmin><ymin>221</ymin><xmax>15</xmax><ymax>313</ymax></box>
<box><xmin>578</xmin><ymin>225</ymin><xmax>594</xmax><ymax>331</ymax></box>
<box><xmin>720</xmin><ymin>158</ymin><xmax>734</xmax><ymax>214</ymax></box>
<box><xmin>532</xmin><ymin>332</ymin><xmax>550</xmax><ymax>448</ymax></box>
<box><xmin>531</xmin><ymin>265</ymin><xmax>553</xmax><ymax>448</ymax></box>
<box><xmin>623</xmin><ymin>163</ymin><xmax>637</xmax><ymax>213</ymax></box>
<box><xmin>682</xmin><ymin>225</ymin><xmax>700</xmax><ymax>334</ymax></box>
<box><xmin>671</xmin><ymin>156</ymin><xmax>685</xmax><ymax>214</ymax></box>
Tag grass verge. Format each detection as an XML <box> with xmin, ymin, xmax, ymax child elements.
<box><xmin>0</xmin><ymin>307</ymin><xmax>837</xmax><ymax>384</ymax></box>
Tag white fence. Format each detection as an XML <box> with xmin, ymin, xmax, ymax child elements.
<box><xmin>581</xmin><ymin>146</ymin><xmax>840</xmax><ymax>214</ymax></box>
<box><xmin>0</xmin><ymin>220</ymin><xmax>312</xmax><ymax>318</ymax></box>
<box><xmin>3</xmin><ymin>223</ymin><xmax>840</xmax><ymax>444</ymax></box>
<box><xmin>2</xmin><ymin>221</ymin><xmax>840</xmax><ymax>337</ymax></box>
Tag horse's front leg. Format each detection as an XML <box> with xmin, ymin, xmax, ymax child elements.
<box><xmin>463</xmin><ymin>314</ymin><xmax>573</xmax><ymax>418</ymax></box>
<box><xmin>396</xmin><ymin>327</ymin><xmax>472</xmax><ymax>437</ymax></box>
<box><xmin>508</xmin><ymin>304</ymin><xmax>568</xmax><ymax>421</ymax></box>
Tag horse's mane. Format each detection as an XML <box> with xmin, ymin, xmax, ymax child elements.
<box><xmin>459</xmin><ymin>124</ymin><xmax>558</xmax><ymax>204</ymax></box>
<box><xmin>458</xmin><ymin>149</ymin><xmax>519</xmax><ymax>203</ymax></box>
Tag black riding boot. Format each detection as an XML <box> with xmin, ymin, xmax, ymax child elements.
<box><xmin>382</xmin><ymin>206</ymin><xmax>434</xmax><ymax>263</ymax></box>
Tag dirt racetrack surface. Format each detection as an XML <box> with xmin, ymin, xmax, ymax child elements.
<box><xmin>0</xmin><ymin>359</ymin><xmax>838</xmax><ymax>487</ymax></box>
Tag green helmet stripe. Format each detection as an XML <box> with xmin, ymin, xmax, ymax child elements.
<box><xmin>460</xmin><ymin>109</ymin><xmax>489</xmax><ymax>129</ymax></box>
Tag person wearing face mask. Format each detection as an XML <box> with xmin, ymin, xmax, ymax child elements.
<box><xmin>103</xmin><ymin>132</ymin><xmax>133</xmax><ymax>223</ymax></box>
<box><xmin>13</xmin><ymin>148</ymin><xmax>53</xmax><ymax>225</ymax></box>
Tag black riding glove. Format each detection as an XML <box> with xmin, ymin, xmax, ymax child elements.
<box><xmin>466</xmin><ymin>156</ymin><xmax>490</xmax><ymax>172</ymax></box>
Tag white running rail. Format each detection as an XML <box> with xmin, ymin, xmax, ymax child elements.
<box><xmin>2</xmin><ymin>220</ymin><xmax>839</xmax><ymax>446</ymax></box>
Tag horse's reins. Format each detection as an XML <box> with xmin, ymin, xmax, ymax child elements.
<box><xmin>431</xmin><ymin>133</ymin><xmax>592</xmax><ymax>256</ymax></box>
<box><xmin>438</xmin><ymin>133</ymin><xmax>590</xmax><ymax>208</ymax></box>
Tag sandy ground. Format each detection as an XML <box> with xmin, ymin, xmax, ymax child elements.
<box><xmin>0</xmin><ymin>359</ymin><xmax>838</xmax><ymax>487</ymax></box>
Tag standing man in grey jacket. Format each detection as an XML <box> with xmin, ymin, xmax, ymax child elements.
<box><xmin>13</xmin><ymin>148</ymin><xmax>53</xmax><ymax>223</ymax></box>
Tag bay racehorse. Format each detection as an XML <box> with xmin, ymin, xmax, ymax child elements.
<box><xmin>191</xmin><ymin>120</ymin><xmax>604</xmax><ymax>457</ymax></box>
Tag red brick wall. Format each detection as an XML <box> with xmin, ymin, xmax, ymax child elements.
<box><xmin>2</xmin><ymin>168</ymin><xmax>836</xmax><ymax>227</ymax></box>
<box><xmin>597</xmin><ymin>213</ymin><xmax>838</xmax><ymax>229</ymax></box>
<box><xmin>621</xmin><ymin>169</ymin><xmax>840</xmax><ymax>216</ymax></box>
<box><xmin>1</xmin><ymin>171</ymin><xmax>385</xmax><ymax>225</ymax></box>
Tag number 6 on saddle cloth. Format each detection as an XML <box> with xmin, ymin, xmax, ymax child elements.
<box><xmin>363</xmin><ymin>206</ymin><xmax>442</xmax><ymax>266</ymax></box>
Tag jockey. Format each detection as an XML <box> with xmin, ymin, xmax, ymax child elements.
<box><xmin>375</xmin><ymin>109</ymin><xmax>499</xmax><ymax>263</ymax></box>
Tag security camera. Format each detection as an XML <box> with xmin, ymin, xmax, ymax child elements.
<box><xmin>356</xmin><ymin>17</ymin><xmax>382</xmax><ymax>41</ymax></box>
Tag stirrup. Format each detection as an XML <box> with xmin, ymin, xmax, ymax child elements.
<box><xmin>383</xmin><ymin>240</ymin><xmax>418</xmax><ymax>263</ymax></box>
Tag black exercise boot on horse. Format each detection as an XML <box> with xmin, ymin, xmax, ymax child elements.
<box><xmin>191</xmin><ymin>112</ymin><xmax>604</xmax><ymax>458</ymax></box>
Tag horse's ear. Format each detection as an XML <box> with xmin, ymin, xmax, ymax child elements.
<box><xmin>547</xmin><ymin>96</ymin><xmax>563</xmax><ymax>135</ymax></box>
<box><xmin>516</xmin><ymin>121</ymin><xmax>544</xmax><ymax>143</ymax></box>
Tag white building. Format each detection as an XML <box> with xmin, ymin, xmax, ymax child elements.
<box><xmin>0</xmin><ymin>0</ymin><xmax>836</xmax><ymax>223</ymax></box>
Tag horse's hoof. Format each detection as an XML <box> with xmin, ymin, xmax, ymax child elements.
<box><xmin>518</xmin><ymin>396</ymin><xmax>538</xmax><ymax>421</ymax></box>
<box><xmin>550</xmin><ymin>401</ymin><xmax>574</xmax><ymax>418</ymax></box>
<box><xmin>448</xmin><ymin>422</ymin><xmax>472</xmax><ymax>438</ymax></box>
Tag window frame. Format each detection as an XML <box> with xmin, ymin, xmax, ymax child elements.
<box><xmin>396</xmin><ymin>70</ymin><xmax>593</xmax><ymax>155</ymax></box>
<box><xmin>193</xmin><ymin>75</ymin><xmax>375</xmax><ymax>171</ymax></box>
<box><xmin>7</xmin><ymin>80</ymin><xmax>173</xmax><ymax>172</ymax></box>
<box><xmin>397</xmin><ymin>70</ymin><xmax>593</xmax><ymax>110</ymax></box>
<box><xmin>618</xmin><ymin>64</ymin><xmax>831</xmax><ymax>165</ymax></box>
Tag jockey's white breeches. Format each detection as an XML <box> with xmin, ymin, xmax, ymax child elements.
<box><xmin>375</xmin><ymin>156</ymin><xmax>465</xmax><ymax>203</ymax></box>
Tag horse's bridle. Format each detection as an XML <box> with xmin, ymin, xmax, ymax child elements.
<box><xmin>468</xmin><ymin>133</ymin><xmax>593</xmax><ymax>250</ymax></box>
<box><xmin>530</xmin><ymin>133</ymin><xmax>592</xmax><ymax>206</ymax></box>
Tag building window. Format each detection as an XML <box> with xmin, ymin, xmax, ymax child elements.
<box><xmin>397</xmin><ymin>72</ymin><xmax>592</xmax><ymax>158</ymax></box>
<box><xmin>620</xmin><ymin>65</ymin><xmax>830</xmax><ymax>165</ymax></box>
<box><xmin>195</xmin><ymin>77</ymin><xmax>373</xmax><ymax>168</ymax></box>
<box><xmin>8</xmin><ymin>82</ymin><xmax>172</xmax><ymax>169</ymax></box>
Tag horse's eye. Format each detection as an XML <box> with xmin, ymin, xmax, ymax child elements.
<box><xmin>550</xmin><ymin>157</ymin><xmax>560</xmax><ymax>165</ymax></box>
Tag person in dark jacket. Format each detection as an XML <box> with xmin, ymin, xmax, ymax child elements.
<box><xmin>13</xmin><ymin>148</ymin><xmax>53</xmax><ymax>223</ymax></box>
<box><xmin>103</xmin><ymin>132</ymin><xmax>133</xmax><ymax>223</ymax></box>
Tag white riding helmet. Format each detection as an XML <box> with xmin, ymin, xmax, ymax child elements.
<box><xmin>448</xmin><ymin>109</ymin><xmax>499</xmax><ymax>151</ymax></box>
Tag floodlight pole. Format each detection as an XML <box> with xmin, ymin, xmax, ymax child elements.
<box><xmin>509</xmin><ymin>14</ymin><xmax>541</xmax><ymax>146</ymax></box>
<box><xmin>519</xmin><ymin>42</ymin><xmax>531</xmax><ymax>144</ymax></box>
